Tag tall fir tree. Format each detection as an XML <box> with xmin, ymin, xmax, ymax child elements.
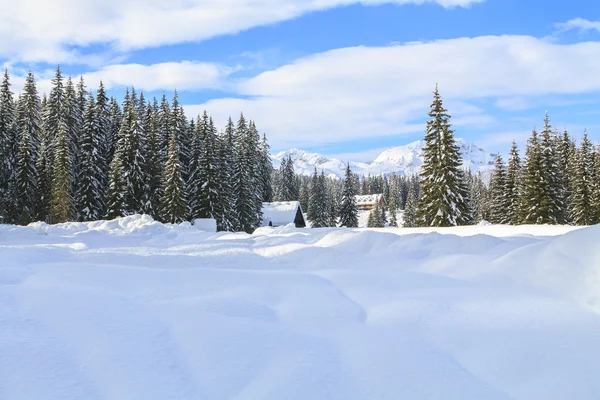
<box><xmin>505</xmin><ymin>141</ymin><xmax>521</xmax><ymax>225</ymax></box>
<box><xmin>77</xmin><ymin>94</ymin><xmax>106</xmax><ymax>221</ymax></box>
<box><xmin>14</xmin><ymin>72</ymin><xmax>41</xmax><ymax>225</ymax></box>
<box><xmin>50</xmin><ymin>125</ymin><xmax>73</xmax><ymax>223</ymax></box>
<box><xmin>338</xmin><ymin>164</ymin><xmax>358</xmax><ymax>227</ymax></box>
<box><xmin>259</xmin><ymin>134</ymin><xmax>273</xmax><ymax>203</ymax></box>
<box><xmin>519</xmin><ymin>129</ymin><xmax>547</xmax><ymax>224</ymax></box>
<box><xmin>416</xmin><ymin>86</ymin><xmax>471</xmax><ymax>227</ymax></box>
<box><xmin>161</xmin><ymin>133</ymin><xmax>187</xmax><ymax>223</ymax></box>
<box><xmin>142</xmin><ymin>99</ymin><xmax>163</xmax><ymax>218</ymax></box>
<box><xmin>0</xmin><ymin>70</ymin><xmax>15</xmax><ymax>221</ymax></box>
<box><xmin>196</xmin><ymin>117</ymin><xmax>222</xmax><ymax>220</ymax></box>
<box><xmin>539</xmin><ymin>113</ymin><xmax>564</xmax><ymax>224</ymax></box>
<box><xmin>307</xmin><ymin>168</ymin><xmax>328</xmax><ymax>228</ymax></box>
<box><xmin>569</xmin><ymin>132</ymin><xmax>595</xmax><ymax>225</ymax></box>
<box><xmin>489</xmin><ymin>154</ymin><xmax>508</xmax><ymax>224</ymax></box>
<box><xmin>403</xmin><ymin>184</ymin><xmax>418</xmax><ymax>227</ymax></box>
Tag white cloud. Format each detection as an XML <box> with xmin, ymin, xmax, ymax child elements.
<box><xmin>183</xmin><ymin>35</ymin><xmax>600</xmax><ymax>150</ymax></box>
<box><xmin>555</xmin><ymin>18</ymin><xmax>600</xmax><ymax>34</ymax></box>
<box><xmin>0</xmin><ymin>0</ymin><xmax>484</xmax><ymax>64</ymax></box>
<box><xmin>82</xmin><ymin>61</ymin><xmax>238</xmax><ymax>92</ymax></box>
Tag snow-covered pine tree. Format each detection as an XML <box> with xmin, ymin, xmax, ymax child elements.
<box><xmin>118</xmin><ymin>89</ymin><xmax>146</xmax><ymax>214</ymax></box>
<box><xmin>170</xmin><ymin>91</ymin><xmax>190</xmax><ymax>181</ymax></box>
<box><xmin>556</xmin><ymin>128</ymin><xmax>573</xmax><ymax>222</ymax></box>
<box><xmin>161</xmin><ymin>132</ymin><xmax>188</xmax><ymax>224</ymax></box>
<box><xmin>488</xmin><ymin>154</ymin><xmax>508</xmax><ymax>224</ymax></box>
<box><xmin>34</xmin><ymin>132</ymin><xmax>51</xmax><ymax>222</ymax></box>
<box><xmin>280</xmin><ymin>156</ymin><xmax>297</xmax><ymax>201</ymax></box>
<box><xmin>519</xmin><ymin>129</ymin><xmax>547</xmax><ymax>224</ymax></box>
<box><xmin>50</xmin><ymin>125</ymin><xmax>73</xmax><ymax>223</ymax></box>
<box><xmin>338</xmin><ymin>163</ymin><xmax>358</xmax><ymax>227</ymax></box>
<box><xmin>106</xmin><ymin>97</ymin><xmax>122</xmax><ymax>165</ymax></box>
<box><xmin>64</xmin><ymin>77</ymin><xmax>83</xmax><ymax>208</ymax></box>
<box><xmin>187</xmin><ymin>111</ymin><xmax>208</xmax><ymax>219</ymax></box>
<box><xmin>307</xmin><ymin>168</ymin><xmax>327</xmax><ymax>228</ymax></box>
<box><xmin>299</xmin><ymin>181</ymin><xmax>309</xmax><ymax>215</ymax></box>
<box><xmin>94</xmin><ymin>81</ymin><xmax>110</xmax><ymax>192</ymax></box>
<box><xmin>592</xmin><ymin>146</ymin><xmax>600</xmax><ymax>224</ymax></box>
<box><xmin>569</xmin><ymin>132</ymin><xmax>595</xmax><ymax>225</ymax></box>
<box><xmin>327</xmin><ymin>186</ymin><xmax>338</xmax><ymax>227</ymax></box>
<box><xmin>0</xmin><ymin>70</ymin><xmax>15</xmax><ymax>221</ymax></box>
<box><xmin>105</xmin><ymin>150</ymin><xmax>126</xmax><ymax>220</ymax></box>
<box><xmin>403</xmin><ymin>184</ymin><xmax>418</xmax><ymax>227</ymax></box>
<box><xmin>504</xmin><ymin>141</ymin><xmax>521</xmax><ymax>225</ymax></box>
<box><xmin>539</xmin><ymin>113</ymin><xmax>564</xmax><ymax>224</ymax></box>
<box><xmin>196</xmin><ymin>117</ymin><xmax>222</xmax><ymax>220</ymax></box>
<box><xmin>367</xmin><ymin>203</ymin><xmax>384</xmax><ymax>228</ymax></box>
<box><xmin>77</xmin><ymin>94</ymin><xmax>106</xmax><ymax>221</ymax></box>
<box><xmin>142</xmin><ymin>99</ymin><xmax>163</xmax><ymax>219</ymax></box>
<box><xmin>217</xmin><ymin>117</ymin><xmax>237</xmax><ymax>231</ymax></box>
<box><xmin>158</xmin><ymin>94</ymin><xmax>171</xmax><ymax>155</ymax></box>
<box><xmin>259</xmin><ymin>134</ymin><xmax>273</xmax><ymax>203</ymax></box>
<box><xmin>416</xmin><ymin>86</ymin><xmax>471</xmax><ymax>227</ymax></box>
<box><xmin>14</xmin><ymin>72</ymin><xmax>41</xmax><ymax>225</ymax></box>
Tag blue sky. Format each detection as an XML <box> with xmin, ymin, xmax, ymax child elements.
<box><xmin>3</xmin><ymin>0</ymin><xmax>600</xmax><ymax>160</ymax></box>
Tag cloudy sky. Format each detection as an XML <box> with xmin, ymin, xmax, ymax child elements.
<box><xmin>2</xmin><ymin>0</ymin><xmax>599</xmax><ymax>160</ymax></box>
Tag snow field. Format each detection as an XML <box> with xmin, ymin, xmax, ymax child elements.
<box><xmin>1</xmin><ymin>215</ymin><xmax>599</xmax><ymax>399</ymax></box>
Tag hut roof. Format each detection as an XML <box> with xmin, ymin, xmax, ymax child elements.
<box><xmin>354</xmin><ymin>194</ymin><xmax>385</xmax><ymax>206</ymax></box>
<box><xmin>261</xmin><ymin>201</ymin><xmax>304</xmax><ymax>227</ymax></box>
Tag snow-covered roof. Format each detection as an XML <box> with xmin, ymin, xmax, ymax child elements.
<box><xmin>354</xmin><ymin>194</ymin><xmax>384</xmax><ymax>206</ymax></box>
<box><xmin>261</xmin><ymin>201</ymin><xmax>303</xmax><ymax>227</ymax></box>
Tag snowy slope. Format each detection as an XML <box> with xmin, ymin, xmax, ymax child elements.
<box><xmin>2</xmin><ymin>215</ymin><xmax>600</xmax><ymax>400</ymax></box>
<box><xmin>272</xmin><ymin>138</ymin><xmax>497</xmax><ymax>178</ymax></box>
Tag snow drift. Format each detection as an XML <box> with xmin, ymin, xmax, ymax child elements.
<box><xmin>1</xmin><ymin>215</ymin><xmax>599</xmax><ymax>399</ymax></box>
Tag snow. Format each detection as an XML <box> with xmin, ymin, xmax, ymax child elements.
<box><xmin>192</xmin><ymin>218</ymin><xmax>217</xmax><ymax>232</ymax></box>
<box><xmin>272</xmin><ymin>138</ymin><xmax>497</xmax><ymax>178</ymax></box>
<box><xmin>261</xmin><ymin>201</ymin><xmax>303</xmax><ymax>227</ymax></box>
<box><xmin>354</xmin><ymin>193</ymin><xmax>384</xmax><ymax>206</ymax></box>
<box><xmin>1</xmin><ymin>215</ymin><xmax>599</xmax><ymax>399</ymax></box>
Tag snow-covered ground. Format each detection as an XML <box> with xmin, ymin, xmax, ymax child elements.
<box><xmin>2</xmin><ymin>215</ymin><xmax>600</xmax><ymax>399</ymax></box>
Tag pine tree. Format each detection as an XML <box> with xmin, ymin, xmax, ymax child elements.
<box><xmin>217</xmin><ymin>117</ymin><xmax>237</xmax><ymax>231</ymax></box>
<box><xmin>161</xmin><ymin>133</ymin><xmax>187</xmax><ymax>223</ymax></box>
<box><xmin>77</xmin><ymin>94</ymin><xmax>106</xmax><ymax>221</ymax></box>
<box><xmin>50</xmin><ymin>125</ymin><xmax>73</xmax><ymax>223</ymax></box>
<box><xmin>569</xmin><ymin>132</ymin><xmax>595</xmax><ymax>225</ymax></box>
<box><xmin>142</xmin><ymin>99</ymin><xmax>162</xmax><ymax>218</ymax></box>
<box><xmin>489</xmin><ymin>154</ymin><xmax>508</xmax><ymax>224</ymax></box>
<box><xmin>14</xmin><ymin>72</ymin><xmax>41</xmax><ymax>225</ymax></box>
<box><xmin>196</xmin><ymin>117</ymin><xmax>221</xmax><ymax>220</ymax></box>
<box><xmin>338</xmin><ymin>164</ymin><xmax>358</xmax><ymax>227</ymax></box>
<box><xmin>367</xmin><ymin>203</ymin><xmax>384</xmax><ymax>228</ymax></box>
<box><xmin>0</xmin><ymin>70</ymin><xmax>15</xmax><ymax>221</ymax></box>
<box><xmin>403</xmin><ymin>184</ymin><xmax>418</xmax><ymax>227</ymax></box>
<box><xmin>106</xmin><ymin>97</ymin><xmax>121</xmax><ymax>165</ymax></box>
<box><xmin>94</xmin><ymin>81</ymin><xmax>110</xmax><ymax>190</ymax></box>
<box><xmin>280</xmin><ymin>156</ymin><xmax>298</xmax><ymax>201</ymax></box>
<box><xmin>187</xmin><ymin>111</ymin><xmax>208</xmax><ymax>219</ymax></box>
<box><xmin>307</xmin><ymin>168</ymin><xmax>327</xmax><ymax>228</ymax></box>
<box><xmin>105</xmin><ymin>150</ymin><xmax>126</xmax><ymax>220</ymax></box>
<box><xmin>259</xmin><ymin>134</ymin><xmax>273</xmax><ymax>203</ymax></box>
<box><xmin>417</xmin><ymin>86</ymin><xmax>471</xmax><ymax>227</ymax></box>
<box><xmin>505</xmin><ymin>141</ymin><xmax>521</xmax><ymax>225</ymax></box>
<box><xmin>519</xmin><ymin>129</ymin><xmax>548</xmax><ymax>224</ymax></box>
<box><xmin>299</xmin><ymin>181</ymin><xmax>310</xmax><ymax>215</ymax></box>
<box><xmin>539</xmin><ymin>113</ymin><xmax>564</xmax><ymax>224</ymax></box>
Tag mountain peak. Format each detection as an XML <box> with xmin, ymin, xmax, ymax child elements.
<box><xmin>272</xmin><ymin>139</ymin><xmax>496</xmax><ymax>179</ymax></box>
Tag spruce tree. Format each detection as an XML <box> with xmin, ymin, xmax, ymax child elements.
<box><xmin>338</xmin><ymin>164</ymin><xmax>358</xmax><ymax>227</ymax></box>
<box><xmin>196</xmin><ymin>117</ymin><xmax>221</xmax><ymax>220</ymax></box>
<box><xmin>367</xmin><ymin>203</ymin><xmax>384</xmax><ymax>228</ymax></box>
<box><xmin>77</xmin><ymin>94</ymin><xmax>106</xmax><ymax>221</ymax></box>
<box><xmin>539</xmin><ymin>113</ymin><xmax>563</xmax><ymax>224</ymax></box>
<box><xmin>569</xmin><ymin>132</ymin><xmax>595</xmax><ymax>225</ymax></box>
<box><xmin>161</xmin><ymin>133</ymin><xmax>187</xmax><ymax>223</ymax></box>
<box><xmin>217</xmin><ymin>117</ymin><xmax>237</xmax><ymax>231</ymax></box>
<box><xmin>105</xmin><ymin>150</ymin><xmax>126</xmax><ymax>220</ymax></box>
<box><xmin>489</xmin><ymin>154</ymin><xmax>508</xmax><ymax>224</ymax></box>
<box><xmin>307</xmin><ymin>168</ymin><xmax>327</xmax><ymax>228</ymax></box>
<box><xmin>14</xmin><ymin>72</ymin><xmax>41</xmax><ymax>225</ymax></box>
<box><xmin>416</xmin><ymin>86</ymin><xmax>471</xmax><ymax>227</ymax></box>
<box><xmin>50</xmin><ymin>125</ymin><xmax>73</xmax><ymax>223</ymax></box>
<box><xmin>0</xmin><ymin>70</ymin><xmax>15</xmax><ymax>221</ymax></box>
<box><xmin>505</xmin><ymin>141</ymin><xmax>521</xmax><ymax>225</ymax></box>
<box><xmin>403</xmin><ymin>185</ymin><xmax>418</xmax><ymax>227</ymax></box>
<box><xmin>259</xmin><ymin>134</ymin><xmax>273</xmax><ymax>203</ymax></box>
<box><xmin>142</xmin><ymin>99</ymin><xmax>163</xmax><ymax>218</ymax></box>
<box><xmin>519</xmin><ymin>129</ymin><xmax>547</xmax><ymax>224</ymax></box>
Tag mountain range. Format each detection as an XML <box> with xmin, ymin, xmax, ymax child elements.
<box><xmin>271</xmin><ymin>138</ymin><xmax>498</xmax><ymax>179</ymax></box>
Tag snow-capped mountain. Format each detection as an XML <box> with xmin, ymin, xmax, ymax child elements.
<box><xmin>272</xmin><ymin>138</ymin><xmax>497</xmax><ymax>179</ymax></box>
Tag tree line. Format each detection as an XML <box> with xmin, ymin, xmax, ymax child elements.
<box><xmin>273</xmin><ymin>86</ymin><xmax>599</xmax><ymax>228</ymax></box>
<box><xmin>0</xmin><ymin>68</ymin><xmax>272</xmax><ymax>232</ymax></box>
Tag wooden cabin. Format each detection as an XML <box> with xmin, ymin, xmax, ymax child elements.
<box><xmin>354</xmin><ymin>194</ymin><xmax>386</xmax><ymax>211</ymax></box>
<box><xmin>261</xmin><ymin>201</ymin><xmax>306</xmax><ymax>228</ymax></box>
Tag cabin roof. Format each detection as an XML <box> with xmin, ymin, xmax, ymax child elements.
<box><xmin>261</xmin><ymin>201</ymin><xmax>304</xmax><ymax>227</ymax></box>
<box><xmin>354</xmin><ymin>194</ymin><xmax>385</xmax><ymax>206</ymax></box>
